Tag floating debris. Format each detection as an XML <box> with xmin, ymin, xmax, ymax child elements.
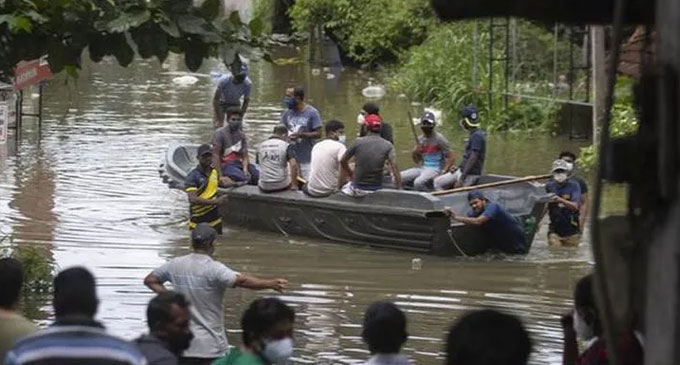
<box><xmin>172</xmin><ymin>75</ymin><xmax>199</xmax><ymax>86</ymax></box>
<box><xmin>362</xmin><ymin>85</ymin><xmax>386</xmax><ymax>99</ymax></box>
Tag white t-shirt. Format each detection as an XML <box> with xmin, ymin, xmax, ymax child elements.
<box><xmin>307</xmin><ymin>139</ymin><xmax>347</xmax><ymax>196</ymax></box>
<box><xmin>151</xmin><ymin>253</ymin><xmax>239</xmax><ymax>358</ymax></box>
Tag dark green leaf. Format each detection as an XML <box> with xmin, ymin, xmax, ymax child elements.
<box><xmin>228</xmin><ymin>11</ymin><xmax>242</xmax><ymax>26</ymax></box>
<box><xmin>9</xmin><ymin>16</ymin><xmax>32</xmax><ymax>32</ymax></box>
<box><xmin>184</xmin><ymin>41</ymin><xmax>206</xmax><ymax>71</ymax></box>
<box><xmin>219</xmin><ymin>46</ymin><xmax>235</xmax><ymax>64</ymax></box>
<box><xmin>64</xmin><ymin>65</ymin><xmax>79</xmax><ymax>79</ymax></box>
<box><xmin>199</xmin><ymin>0</ymin><xmax>220</xmax><ymax>21</ymax></box>
<box><xmin>24</xmin><ymin>11</ymin><xmax>48</xmax><ymax>24</ymax></box>
<box><xmin>159</xmin><ymin>21</ymin><xmax>180</xmax><ymax>38</ymax></box>
<box><xmin>47</xmin><ymin>42</ymin><xmax>67</xmax><ymax>73</ymax></box>
<box><xmin>249</xmin><ymin>18</ymin><xmax>263</xmax><ymax>36</ymax></box>
<box><xmin>111</xmin><ymin>34</ymin><xmax>134</xmax><ymax>66</ymax></box>
<box><xmin>107</xmin><ymin>10</ymin><xmax>150</xmax><ymax>33</ymax></box>
<box><xmin>177</xmin><ymin>14</ymin><xmax>208</xmax><ymax>34</ymax></box>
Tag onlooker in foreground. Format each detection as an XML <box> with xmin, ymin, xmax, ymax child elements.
<box><xmin>446</xmin><ymin>309</ymin><xmax>532</xmax><ymax>365</ymax></box>
<box><xmin>546</xmin><ymin>159</ymin><xmax>582</xmax><ymax>247</ymax></box>
<box><xmin>185</xmin><ymin>144</ymin><xmax>228</xmax><ymax>234</ymax></box>
<box><xmin>135</xmin><ymin>291</ymin><xmax>194</xmax><ymax>365</ymax></box>
<box><xmin>340</xmin><ymin>114</ymin><xmax>402</xmax><ymax>196</ymax></box>
<box><xmin>306</xmin><ymin>120</ymin><xmax>347</xmax><ymax>197</ymax></box>
<box><xmin>434</xmin><ymin>105</ymin><xmax>486</xmax><ymax>190</ymax></box>
<box><xmin>0</xmin><ymin>258</ymin><xmax>37</xmax><ymax>361</ymax></box>
<box><xmin>212</xmin><ymin>297</ymin><xmax>295</xmax><ymax>365</ymax></box>
<box><xmin>400</xmin><ymin>111</ymin><xmax>454</xmax><ymax>191</ymax></box>
<box><xmin>257</xmin><ymin>125</ymin><xmax>299</xmax><ymax>193</ymax></box>
<box><xmin>561</xmin><ymin>274</ymin><xmax>643</xmax><ymax>365</ymax></box>
<box><xmin>144</xmin><ymin>224</ymin><xmax>288</xmax><ymax>365</ymax></box>
<box><xmin>357</xmin><ymin>103</ymin><xmax>394</xmax><ymax>145</ymax></box>
<box><xmin>362</xmin><ymin>301</ymin><xmax>411</xmax><ymax>365</ymax></box>
<box><xmin>444</xmin><ymin>190</ymin><xmax>528</xmax><ymax>255</ymax></box>
<box><xmin>559</xmin><ymin>151</ymin><xmax>589</xmax><ymax>232</ymax></box>
<box><xmin>5</xmin><ymin>267</ymin><xmax>146</xmax><ymax>365</ymax></box>
<box><xmin>280</xmin><ymin>86</ymin><xmax>322</xmax><ymax>179</ymax></box>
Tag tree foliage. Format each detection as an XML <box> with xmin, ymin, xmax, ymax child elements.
<box><xmin>0</xmin><ymin>0</ymin><xmax>274</xmax><ymax>82</ymax></box>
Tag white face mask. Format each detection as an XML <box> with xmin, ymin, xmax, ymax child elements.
<box><xmin>564</xmin><ymin>162</ymin><xmax>574</xmax><ymax>173</ymax></box>
<box><xmin>338</xmin><ymin>134</ymin><xmax>346</xmax><ymax>144</ymax></box>
<box><xmin>573</xmin><ymin>309</ymin><xmax>594</xmax><ymax>341</ymax></box>
<box><xmin>357</xmin><ymin>113</ymin><xmax>366</xmax><ymax>125</ymax></box>
<box><xmin>553</xmin><ymin>173</ymin><xmax>568</xmax><ymax>183</ymax></box>
<box><xmin>262</xmin><ymin>337</ymin><xmax>294</xmax><ymax>364</ymax></box>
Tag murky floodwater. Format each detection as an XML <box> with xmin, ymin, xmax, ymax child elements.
<box><xmin>0</xmin><ymin>51</ymin><xmax>595</xmax><ymax>364</ymax></box>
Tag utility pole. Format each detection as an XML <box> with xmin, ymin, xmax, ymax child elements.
<box><xmin>591</xmin><ymin>26</ymin><xmax>606</xmax><ymax>144</ymax></box>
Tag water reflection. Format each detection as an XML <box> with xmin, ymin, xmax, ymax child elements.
<box><xmin>0</xmin><ymin>52</ymin><xmax>594</xmax><ymax>364</ymax></box>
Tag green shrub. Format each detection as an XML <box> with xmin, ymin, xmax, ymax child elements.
<box><xmin>289</xmin><ymin>0</ymin><xmax>435</xmax><ymax>64</ymax></box>
<box><xmin>1</xmin><ymin>242</ymin><xmax>54</xmax><ymax>293</ymax></box>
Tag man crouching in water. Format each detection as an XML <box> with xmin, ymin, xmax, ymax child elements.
<box><xmin>444</xmin><ymin>190</ymin><xmax>528</xmax><ymax>255</ymax></box>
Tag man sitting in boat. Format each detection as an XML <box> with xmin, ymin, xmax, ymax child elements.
<box><xmin>280</xmin><ymin>86</ymin><xmax>323</xmax><ymax>179</ymax></box>
<box><xmin>357</xmin><ymin>102</ymin><xmax>394</xmax><ymax>145</ymax></box>
<box><xmin>257</xmin><ymin>125</ymin><xmax>299</xmax><ymax>193</ymax></box>
<box><xmin>212</xmin><ymin>108</ymin><xmax>259</xmax><ymax>186</ymax></box>
<box><xmin>434</xmin><ymin>106</ymin><xmax>486</xmax><ymax>190</ymax></box>
<box><xmin>400</xmin><ymin>111</ymin><xmax>455</xmax><ymax>191</ymax></box>
<box><xmin>185</xmin><ymin>144</ymin><xmax>227</xmax><ymax>234</ymax></box>
<box><xmin>340</xmin><ymin>114</ymin><xmax>402</xmax><ymax>196</ymax></box>
<box><xmin>546</xmin><ymin>159</ymin><xmax>582</xmax><ymax>247</ymax></box>
<box><xmin>212</xmin><ymin>61</ymin><xmax>251</xmax><ymax>128</ymax></box>
<box><xmin>305</xmin><ymin>120</ymin><xmax>348</xmax><ymax>197</ymax></box>
<box><xmin>444</xmin><ymin>190</ymin><xmax>528</xmax><ymax>254</ymax></box>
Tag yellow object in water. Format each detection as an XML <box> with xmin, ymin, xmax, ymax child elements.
<box><xmin>273</xmin><ymin>57</ymin><xmax>302</xmax><ymax>66</ymax></box>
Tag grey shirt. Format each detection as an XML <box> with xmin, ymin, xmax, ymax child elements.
<box><xmin>365</xmin><ymin>354</ymin><xmax>413</xmax><ymax>365</ymax></box>
<box><xmin>217</xmin><ymin>75</ymin><xmax>252</xmax><ymax>108</ymax></box>
<box><xmin>212</xmin><ymin>127</ymin><xmax>246</xmax><ymax>164</ymax></box>
<box><xmin>134</xmin><ymin>334</ymin><xmax>177</xmax><ymax>365</ymax></box>
<box><xmin>257</xmin><ymin>136</ymin><xmax>295</xmax><ymax>191</ymax></box>
<box><xmin>151</xmin><ymin>253</ymin><xmax>239</xmax><ymax>359</ymax></box>
<box><xmin>344</xmin><ymin>134</ymin><xmax>396</xmax><ymax>189</ymax></box>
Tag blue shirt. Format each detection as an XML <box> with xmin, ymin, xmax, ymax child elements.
<box><xmin>459</xmin><ymin>129</ymin><xmax>486</xmax><ymax>175</ymax></box>
<box><xmin>467</xmin><ymin>201</ymin><xmax>527</xmax><ymax>254</ymax></box>
<box><xmin>280</xmin><ymin>105</ymin><xmax>323</xmax><ymax>164</ymax></box>
<box><xmin>217</xmin><ymin>75</ymin><xmax>252</xmax><ymax>108</ymax></box>
<box><xmin>418</xmin><ymin>133</ymin><xmax>451</xmax><ymax>170</ymax></box>
<box><xmin>545</xmin><ymin>179</ymin><xmax>581</xmax><ymax>236</ymax></box>
<box><xmin>5</xmin><ymin>318</ymin><xmax>147</xmax><ymax>365</ymax></box>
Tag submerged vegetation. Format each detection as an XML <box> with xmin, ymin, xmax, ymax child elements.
<box><xmin>1</xmin><ymin>233</ymin><xmax>54</xmax><ymax>293</ymax></box>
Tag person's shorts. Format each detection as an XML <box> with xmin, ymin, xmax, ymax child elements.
<box><xmin>548</xmin><ymin>232</ymin><xmax>581</xmax><ymax>247</ymax></box>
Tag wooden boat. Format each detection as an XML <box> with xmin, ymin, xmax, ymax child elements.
<box><xmin>160</xmin><ymin>143</ymin><xmax>549</xmax><ymax>256</ymax></box>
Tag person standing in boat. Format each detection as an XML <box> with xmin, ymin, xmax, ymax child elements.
<box><xmin>559</xmin><ymin>151</ymin><xmax>589</xmax><ymax>233</ymax></box>
<box><xmin>444</xmin><ymin>190</ymin><xmax>528</xmax><ymax>254</ymax></box>
<box><xmin>280</xmin><ymin>86</ymin><xmax>323</xmax><ymax>179</ymax></box>
<box><xmin>340</xmin><ymin>114</ymin><xmax>402</xmax><ymax>196</ymax></box>
<box><xmin>305</xmin><ymin>120</ymin><xmax>348</xmax><ymax>197</ymax></box>
<box><xmin>357</xmin><ymin>103</ymin><xmax>394</xmax><ymax>145</ymax></box>
<box><xmin>434</xmin><ymin>106</ymin><xmax>486</xmax><ymax>190</ymax></box>
<box><xmin>212</xmin><ymin>61</ymin><xmax>251</xmax><ymax>129</ymax></box>
<box><xmin>257</xmin><ymin>125</ymin><xmax>300</xmax><ymax>193</ymax></box>
<box><xmin>546</xmin><ymin>159</ymin><xmax>582</xmax><ymax>247</ymax></box>
<box><xmin>400</xmin><ymin>111</ymin><xmax>455</xmax><ymax>191</ymax></box>
<box><xmin>212</xmin><ymin>108</ymin><xmax>259</xmax><ymax>186</ymax></box>
<box><xmin>185</xmin><ymin>144</ymin><xmax>227</xmax><ymax>234</ymax></box>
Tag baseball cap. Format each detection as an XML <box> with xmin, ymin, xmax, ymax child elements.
<box><xmin>460</xmin><ymin>106</ymin><xmax>480</xmax><ymax>128</ymax></box>
<box><xmin>197</xmin><ymin>144</ymin><xmax>213</xmax><ymax>157</ymax></box>
<box><xmin>467</xmin><ymin>190</ymin><xmax>486</xmax><ymax>201</ymax></box>
<box><xmin>551</xmin><ymin>159</ymin><xmax>570</xmax><ymax>173</ymax></box>
<box><xmin>192</xmin><ymin>223</ymin><xmax>217</xmax><ymax>246</ymax></box>
<box><xmin>364</xmin><ymin>114</ymin><xmax>382</xmax><ymax>131</ymax></box>
<box><xmin>421</xmin><ymin>111</ymin><xmax>436</xmax><ymax>126</ymax></box>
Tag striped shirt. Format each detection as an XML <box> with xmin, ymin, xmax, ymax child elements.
<box><xmin>4</xmin><ymin>318</ymin><xmax>147</xmax><ymax>365</ymax></box>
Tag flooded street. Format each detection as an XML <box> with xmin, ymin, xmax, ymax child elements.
<box><xmin>0</xmin><ymin>53</ymin><xmax>594</xmax><ymax>364</ymax></box>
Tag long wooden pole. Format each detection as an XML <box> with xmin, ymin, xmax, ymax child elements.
<box><xmin>431</xmin><ymin>173</ymin><xmax>552</xmax><ymax>196</ymax></box>
<box><xmin>406</xmin><ymin>110</ymin><xmax>419</xmax><ymax>144</ymax></box>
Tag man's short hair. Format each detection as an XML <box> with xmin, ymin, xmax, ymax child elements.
<box><xmin>241</xmin><ymin>297</ymin><xmax>295</xmax><ymax>346</ymax></box>
<box><xmin>0</xmin><ymin>258</ymin><xmax>24</xmax><ymax>309</ymax></box>
<box><xmin>362</xmin><ymin>301</ymin><xmax>408</xmax><ymax>354</ymax></box>
<box><xmin>273</xmin><ymin>125</ymin><xmax>289</xmax><ymax>136</ymax></box>
<box><xmin>191</xmin><ymin>223</ymin><xmax>217</xmax><ymax>250</ymax></box>
<box><xmin>147</xmin><ymin>291</ymin><xmax>190</xmax><ymax>331</ymax></box>
<box><xmin>293</xmin><ymin>86</ymin><xmax>305</xmax><ymax>100</ymax></box>
<box><xmin>559</xmin><ymin>151</ymin><xmax>577</xmax><ymax>161</ymax></box>
<box><xmin>446</xmin><ymin>309</ymin><xmax>532</xmax><ymax>365</ymax></box>
<box><xmin>53</xmin><ymin>267</ymin><xmax>98</xmax><ymax>318</ymax></box>
<box><xmin>362</xmin><ymin>103</ymin><xmax>380</xmax><ymax>115</ymax></box>
<box><xmin>325</xmin><ymin>120</ymin><xmax>345</xmax><ymax>135</ymax></box>
<box><xmin>225</xmin><ymin>107</ymin><xmax>243</xmax><ymax>118</ymax></box>
<box><xmin>574</xmin><ymin>274</ymin><xmax>596</xmax><ymax>309</ymax></box>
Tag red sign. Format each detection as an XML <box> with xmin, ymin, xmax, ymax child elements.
<box><xmin>14</xmin><ymin>56</ymin><xmax>52</xmax><ymax>91</ymax></box>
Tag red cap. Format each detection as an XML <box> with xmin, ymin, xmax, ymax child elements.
<box><xmin>364</xmin><ymin>114</ymin><xmax>382</xmax><ymax>131</ymax></box>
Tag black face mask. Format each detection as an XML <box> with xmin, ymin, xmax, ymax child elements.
<box><xmin>168</xmin><ymin>332</ymin><xmax>194</xmax><ymax>355</ymax></box>
<box><xmin>233</xmin><ymin>75</ymin><xmax>246</xmax><ymax>84</ymax></box>
<box><xmin>421</xmin><ymin>126</ymin><xmax>434</xmax><ymax>134</ymax></box>
<box><xmin>228</xmin><ymin>120</ymin><xmax>242</xmax><ymax>131</ymax></box>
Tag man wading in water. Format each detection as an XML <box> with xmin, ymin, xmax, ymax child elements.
<box><xmin>213</xmin><ymin>61</ymin><xmax>251</xmax><ymax>129</ymax></box>
<box><xmin>185</xmin><ymin>144</ymin><xmax>227</xmax><ymax>234</ymax></box>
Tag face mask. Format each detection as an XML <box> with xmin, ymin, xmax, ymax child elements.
<box><xmin>357</xmin><ymin>113</ymin><xmax>366</xmax><ymax>125</ymax></box>
<box><xmin>228</xmin><ymin>120</ymin><xmax>242</xmax><ymax>131</ymax></box>
<box><xmin>421</xmin><ymin>126</ymin><xmax>434</xmax><ymax>134</ymax></box>
<box><xmin>563</xmin><ymin>162</ymin><xmax>574</xmax><ymax>175</ymax></box>
<box><xmin>573</xmin><ymin>309</ymin><xmax>594</xmax><ymax>341</ymax></box>
<box><xmin>168</xmin><ymin>332</ymin><xmax>194</xmax><ymax>355</ymax></box>
<box><xmin>338</xmin><ymin>134</ymin><xmax>346</xmax><ymax>144</ymax></box>
<box><xmin>553</xmin><ymin>173</ymin><xmax>568</xmax><ymax>183</ymax></box>
<box><xmin>262</xmin><ymin>337</ymin><xmax>294</xmax><ymax>364</ymax></box>
<box><xmin>283</xmin><ymin>96</ymin><xmax>296</xmax><ymax>110</ymax></box>
<box><xmin>233</xmin><ymin>74</ymin><xmax>246</xmax><ymax>84</ymax></box>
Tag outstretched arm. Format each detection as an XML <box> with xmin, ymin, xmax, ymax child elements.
<box><xmin>213</xmin><ymin>89</ymin><xmax>224</xmax><ymax>128</ymax></box>
<box><xmin>234</xmin><ymin>274</ymin><xmax>287</xmax><ymax>292</ymax></box>
<box><xmin>144</xmin><ymin>273</ymin><xmax>167</xmax><ymax>294</ymax></box>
